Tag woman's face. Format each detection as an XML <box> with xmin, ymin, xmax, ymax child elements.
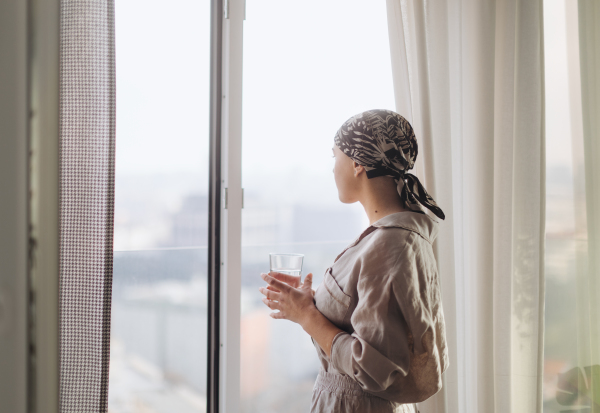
<box><xmin>332</xmin><ymin>144</ymin><xmax>360</xmax><ymax>203</ymax></box>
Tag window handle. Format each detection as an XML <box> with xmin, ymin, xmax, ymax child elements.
<box><xmin>223</xmin><ymin>187</ymin><xmax>244</xmax><ymax>209</ymax></box>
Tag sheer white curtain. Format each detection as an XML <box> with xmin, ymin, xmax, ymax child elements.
<box><xmin>385</xmin><ymin>1</ymin><xmax>546</xmax><ymax>412</ymax></box>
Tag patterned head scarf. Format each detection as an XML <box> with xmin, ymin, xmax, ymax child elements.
<box><xmin>334</xmin><ymin>109</ymin><xmax>445</xmax><ymax>220</ymax></box>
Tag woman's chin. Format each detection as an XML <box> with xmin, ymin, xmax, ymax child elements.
<box><xmin>338</xmin><ymin>194</ymin><xmax>356</xmax><ymax>204</ymax></box>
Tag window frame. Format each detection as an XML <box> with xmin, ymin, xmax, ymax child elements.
<box><xmin>208</xmin><ymin>0</ymin><xmax>245</xmax><ymax>411</ymax></box>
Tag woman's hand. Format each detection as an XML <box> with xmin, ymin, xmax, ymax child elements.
<box><xmin>259</xmin><ymin>272</ymin><xmax>316</xmax><ymax>325</ymax></box>
<box><xmin>260</xmin><ymin>271</ymin><xmax>344</xmax><ymax>357</ymax></box>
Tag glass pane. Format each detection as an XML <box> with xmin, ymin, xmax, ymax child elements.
<box><xmin>240</xmin><ymin>1</ymin><xmax>395</xmax><ymax>411</ymax></box>
<box><xmin>109</xmin><ymin>0</ymin><xmax>210</xmax><ymax>411</ymax></box>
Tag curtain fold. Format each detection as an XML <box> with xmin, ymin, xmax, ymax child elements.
<box><xmin>386</xmin><ymin>1</ymin><xmax>546</xmax><ymax>412</ymax></box>
<box><xmin>59</xmin><ymin>0</ymin><xmax>116</xmax><ymax>411</ymax></box>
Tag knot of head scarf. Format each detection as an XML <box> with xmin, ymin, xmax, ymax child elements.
<box><xmin>334</xmin><ymin>109</ymin><xmax>445</xmax><ymax>220</ymax></box>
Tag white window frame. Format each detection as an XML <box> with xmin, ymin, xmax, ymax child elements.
<box><xmin>217</xmin><ymin>0</ymin><xmax>244</xmax><ymax>411</ymax></box>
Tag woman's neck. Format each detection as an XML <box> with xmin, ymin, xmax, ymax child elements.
<box><xmin>360</xmin><ymin>191</ymin><xmax>409</xmax><ymax>225</ymax></box>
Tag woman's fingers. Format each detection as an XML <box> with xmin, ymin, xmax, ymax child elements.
<box><xmin>258</xmin><ymin>286</ymin><xmax>280</xmax><ymax>301</ymax></box>
<box><xmin>261</xmin><ymin>297</ymin><xmax>285</xmax><ymax>319</ymax></box>
<box><xmin>266</xmin><ymin>285</ymin><xmax>280</xmax><ymax>293</ymax></box>
<box><xmin>267</xmin><ymin>271</ymin><xmax>301</xmax><ymax>288</ymax></box>
<box><xmin>302</xmin><ymin>273</ymin><xmax>313</xmax><ymax>289</ymax></box>
<box><xmin>262</xmin><ymin>297</ymin><xmax>281</xmax><ymax>310</ymax></box>
<box><xmin>261</xmin><ymin>273</ymin><xmax>291</xmax><ymax>292</ymax></box>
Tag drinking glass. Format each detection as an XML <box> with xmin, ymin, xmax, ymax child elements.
<box><xmin>269</xmin><ymin>253</ymin><xmax>304</xmax><ymax>286</ymax></box>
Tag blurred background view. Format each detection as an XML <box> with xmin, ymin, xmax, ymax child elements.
<box><xmin>107</xmin><ymin>0</ymin><xmax>591</xmax><ymax>412</ymax></box>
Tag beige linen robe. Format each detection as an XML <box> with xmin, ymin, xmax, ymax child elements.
<box><xmin>310</xmin><ymin>211</ymin><xmax>448</xmax><ymax>413</ymax></box>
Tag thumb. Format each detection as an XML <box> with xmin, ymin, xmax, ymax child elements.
<box><xmin>303</xmin><ymin>272</ymin><xmax>313</xmax><ymax>288</ymax></box>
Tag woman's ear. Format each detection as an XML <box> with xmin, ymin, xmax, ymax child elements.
<box><xmin>353</xmin><ymin>161</ymin><xmax>365</xmax><ymax>177</ymax></box>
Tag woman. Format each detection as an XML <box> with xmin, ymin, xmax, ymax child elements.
<box><xmin>258</xmin><ymin>109</ymin><xmax>448</xmax><ymax>413</ymax></box>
